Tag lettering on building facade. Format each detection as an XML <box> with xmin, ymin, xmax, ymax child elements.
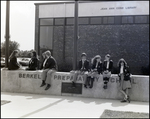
<box><xmin>101</xmin><ymin>6</ymin><xmax>137</xmax><ymax>10</ymax></box>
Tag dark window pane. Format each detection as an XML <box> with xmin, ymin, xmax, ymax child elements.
<box><xmin>40</xmin><ymin>26</ymin><xmax>53</xmax><ymax>49</ymax></box>
<box><xmin>148</xmin><ymin>16</ymin><xmax>149</xmax><ymax>23</ymax></box>
<box><xmin>103</xmin><ymin>17</ymin><xmax>108</xmax><ymax>24</ymax></box>
<box><xmin>115</xmin><ymin>16</ymin><xmax>121</xmax><ymax>25</ymax></box>
<box><xmin>79</xmin><ymin>18</ymin><xmax>89</xmax><ymax>24</ymax></box>
<box><xmin>66</xmin><ymin>18</ymin><xmax>74</xmax><ymax>25</ymax></box>
<box><xmin>122</xmin><ymin>16</ymin><xmax>128</xmax><ymax>23</ymax></box>
<box><xmin>135</xmin><ymin>16</ymin><xmax>147</xmax><ymax>23</ymax></box>
<box><xmin>55</xmin><ymin>18</ymin><xmax>64</xmax><ymax>25</ymax></box>
<box><xmin>90</xmin><ymin>17</ymin><xmax>102</xmax><ymax>24</ymax></box>
<box><xmin>40</xmin><ymin>19</ymin><xmax>53</xmax><ymax>25</ymax></box>
<box><xmin>108</xmin><ymin>17</ymin><xmax>114</xmax><ymax>24</ymax></box>
<box><xmin>128</xmin><ymin>16</ymin><xmax>133</xmax><ymax>23</ymax></box>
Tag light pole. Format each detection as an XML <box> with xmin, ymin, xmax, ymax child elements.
<box><xmin>73</xmin><ymin>0</ymin><xmax>78</xmax><ymax>70</ymax></box>
<box><xmin>5</xmin><ymin>0</ymin><xmax>10</xmax><ymax>67</ymax></box>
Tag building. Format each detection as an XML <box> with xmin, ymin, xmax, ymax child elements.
<box><xmin>34</xmin><ymin>1</ymin><xmax>149</xmax><ymax>74</ymax></box>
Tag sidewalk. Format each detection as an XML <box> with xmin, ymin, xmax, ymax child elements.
<box><xmin>1</xmin><ymin>92</ymin><xmax>149</xmax><ymax>118</ymax></box>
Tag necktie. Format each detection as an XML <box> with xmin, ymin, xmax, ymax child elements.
<box><xmin>106</xmin><ymin>61</ymin><xmax>109</xmax><ymax>69</ymax></box>
<box><xmin>82</xmin><ymin>61</ymin><xmax>84</xmax><ymax>69</ymax></box>
<box><xmin>43</xmin><ymin>58</ymin><xmax>48</xmax><ymax>67</ymax></box>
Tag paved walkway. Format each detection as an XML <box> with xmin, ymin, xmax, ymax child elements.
<box><xmin>1</xmin><ymin>92</ymin><xmax>149</xmax><ymax>118</ymax></box>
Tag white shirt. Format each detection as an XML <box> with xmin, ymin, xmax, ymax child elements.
<box><xmin>120</xmin><ymin>65</ymin><xmax>124</xmax><ymax>74</ymax></box>
<box><xmin>96</xmin><ymin>62</ymin><xmax>99</xmax><ymax>68</ymax></box>
<box><xmin>106</xmin><ymin>61</ymin><xmax>110</xmax><ymax>69</ymax></box>
<box><xmin>43</xmin><ymin>58</ymin><xmax>48</xmax><ymax>67</ymax></box>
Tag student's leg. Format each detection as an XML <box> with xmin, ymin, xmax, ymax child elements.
<box><xmin>89</xmin><ymin>72</ymin><xmax>96</xmax><ymax>88</ymax></box>
<box><xmin>120</xmin><ymin>74</ymin><xmax>128</xmax><ymax>102</ymax></box>
<box><xmin>72</xmin><ymin>71</ymin><xmax>80</xmax><ymax>87</ymax></box>
<box><xmin>40</xmin><ymin>69</ymin><xmax>49</xmax><ymax>87</ymax></box>
<box><xmin>83</xmin><ymin>71</ymin><xmax>89</xmax><ymax>88</ymax></box>
<box><xmin>103</xmin><ymin>77</ymin><xmax>107</xmax><ymax>89</ymax></box>
<box><xmin>73</xmin><ymin>71</ymin><xmax>80</xmax><ymax>83</ymax></box>
<box><xmin>45</xmin><ymin>69</ymin><xmax>56</xmax><ymax>90</ymax></box>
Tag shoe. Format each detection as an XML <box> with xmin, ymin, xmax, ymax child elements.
<box><xmin>45</xmin><ymin>84</ymin><xmax>51</xmax><ymax>90</ymax></box>
<box><xmin>120</xmin><ymin>100</ymin><xmax>127</xmax><ymax>103</ymax></box>
<box><xmin>103</xmin><ymin>85</ymin><xmax>106</xmax><ymax>89</ymax></box>
<box><xmin>40</xmin><ymin>81</ymin><xmax>46</xmax><ymax>87</ymax></box>
<box><xmin>84</xmin><ymin>84</ymin><xmax>87</xmax><ymax>88</ymax></box>
<box><xmin>127</xmin><ymin>96</ymin><xmax>130</xmax><ymax>103</ymax></box>
<box><xmin>89</xmin><ymin>86</ymin><xmax>93</xmax><ymax>88</ymax></box>
<box><xmin>103</xmin><ymin>85</ymin><xmax>107</xmax><ymax>89</ymax></box>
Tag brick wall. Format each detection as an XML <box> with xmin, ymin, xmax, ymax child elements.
<box><xmin>53</xmin><ymin>24</ymin><xmax>149</xmax><ymax>75</ymax></box>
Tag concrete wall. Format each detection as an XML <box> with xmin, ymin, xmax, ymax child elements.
<box><xmin>1</xmin><ymin>69</ymin><xmax>149</xmax><ymax>102</ymax></box>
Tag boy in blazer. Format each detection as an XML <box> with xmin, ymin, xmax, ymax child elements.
<box><xmin>40</xmin><ymin>50</ymin><xmax>57</xmax><ymax>90</ymax></box>
<box><xmin>103</xmin><ymin>54</ymin><xmax>113</xmax><ymax>89</ymax></box>
<box><xmin>72</xmin><ymin>53</ymin><xmax>90</xmax><ymax>88</ymax></box>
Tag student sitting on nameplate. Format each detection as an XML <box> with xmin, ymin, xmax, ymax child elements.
<box><xmin>72</xmin><ymin>53</ymin><xmax>90</xmax><ymax>88</ymax></box>
<box><xmin>40</xmin><ymin>50</ymin><xmax>57</xmax><ymax>90</ymax></box>
<box><xmin>26</xmin><ymin>50</ymin><xmax>39</xmax><ymax>71</ymax></box>
<box><xmin>8</xmin><ymin>50</ymin><xmax>21</xmax><ymax>70</ymax></box>
<box><xmin>88</xmin><ymin>55</ymin><xmax>103</xmax><ymax>88</ymax></box>
<box><xmin>102</xmin><ymin>54</ymin><xmax>113</xmax><ymax>89</ymax></box>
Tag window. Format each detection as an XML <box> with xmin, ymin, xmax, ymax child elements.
<box><xmin>39</xmin><ymin>26</ymin><xmax>53</xmax><ymax>50</ymax></box>
<box><xmin>122</xmin><ymin>16</ymin><xmax>133</xmax><ymax>24</ymax></box>
<box><xmin>108</xmin><ymin>17</ymin><xmax>114</xmax><ymax>24</ymax></box>
<box><xmin>66</xmin><ymin>18</ymin><xmax>74</xmax><ymax>25</ymax></box>
<box><xmin>79</xmin><ymin>18</ymin><xmax>89</xmax><ymax>25</ymax></box>
<box><xmin>54</xmin><ymin>18</ymin><xmax>65</xmax><ymax>25</ymax></box>
<box><xmin>40</xmin><ymin>19</ymin><xmax>53</xmax><ymax>25</ymax></box>
<box><xmin>103</xmin><ymin>17</ymin><xmax>114</xmax><ymax>24</ymax></box>
<box><xmin>115</xmin><ymin>16</ymin><xmax>122</xmax><ymax>25</ymax></box>
<box><xmin>90</xmin><ymin>17</ymin><xmax>102</xmax><ymax>25</ymax></box>
<box><xmin>135</xmin><ymin>16</ymin><xmax>147</xmax><ymax>23</ymax></box>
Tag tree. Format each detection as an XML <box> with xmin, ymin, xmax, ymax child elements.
<box><xmin>1</xmin><ymin>40</ymin><xmax>20</xmax><ymax>56</ymax></box>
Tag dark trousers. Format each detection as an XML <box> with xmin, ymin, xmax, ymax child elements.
<box><xmin>87</xmin><ymin>77</ymin><xmax>94</xmax><ymax>88</ymax></box>
<box><xmin>103</xmin><ymin>77</ymin><xmax>109</xmax><ymax>85</ymax></box>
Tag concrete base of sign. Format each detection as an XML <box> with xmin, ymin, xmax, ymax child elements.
<box><xmin>1</xmin><ymin>69</ymin><xmax>149</xmax><ymax>102</ymax></box>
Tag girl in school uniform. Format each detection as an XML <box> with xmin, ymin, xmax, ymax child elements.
<box><xmin>117</xmin><ymin>58</ymin><xmax>132</xmax><ymax>103</ymax></box>
<box><xmin>88</xmin><ymin>55</ymin><xmax>103</xmax><ymax>88</ymax></box>
<box><xmin>26</xmin><ymin>51</ymin><xmax>39</xmax><ymax>70</ymax></box>
<box><xmin>8</xmin><ymin>50</ymin><xmax>21</xmax><ymax>70</ymax></box>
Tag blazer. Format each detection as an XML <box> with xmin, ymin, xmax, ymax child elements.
<box><xmin>8</xmin><ymin>56</ymin><xmax>20</xmax><ymax>70</ymax></box>
<box><xmin>118</xmin><ymin>66</ymin><xmax>131</xmax><ymax>81</ymax></box>
<box><xmin>28</xmin><ymin>57</ymin><xmax>39</xmax><ymax>70</ymax></box>
<box><xmin>92</xmin><ymin>61</ymin><xmax>103</xmax><ymax>74</ymax></box>
<box><xmin>78</xmin><ymin>60</ymin><xmax>90</xmax><ymax>71</ymax></box>
<box><xmin>42</xmin><ymin>56</ymin><xmax>57</xmax><ymax>70</ymax></box>
<box><xmin>103</xmin><ymin>60</ymin><xmax>113</xmax><ymax>72</ymax></box>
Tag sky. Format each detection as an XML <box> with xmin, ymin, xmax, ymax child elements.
<box><xmin>1</xmin><ymin>1</ymin><xmax>59</xmax><ymax>51</ymax></box>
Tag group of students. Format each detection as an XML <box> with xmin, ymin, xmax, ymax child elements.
<box><xmin>71</xmin><ymin>53</ymin><xmax>132</xmax><ymax>103</ymax></box>
<box><xmin>8</xmin><ymin>50</ymin><xmax>132</xmax><ymax>103</ymax></box>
